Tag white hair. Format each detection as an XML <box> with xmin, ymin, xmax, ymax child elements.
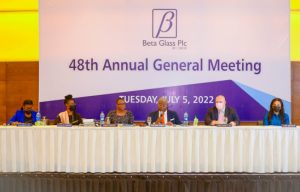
<box><xmin>158</xmin><ymin>97</ymin><xmax>168</xmax><ymax>104</ymax></box>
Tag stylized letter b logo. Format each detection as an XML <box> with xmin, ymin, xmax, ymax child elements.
<box><xmin>152</xmin><ymin>9</ymin><xmax>177</xmax><ymax>38</ymax></box>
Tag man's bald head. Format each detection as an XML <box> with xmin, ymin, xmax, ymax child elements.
<box><xmin>157</xmin><ymin>97</ymin><xmax>168</xmax><ymax>112</ymax></box>
<box><xmin>215</xmin><ymin>95</ymin><xmax>226</xmax><ymax>110</ymax></box>
<box><xmin>215</xmin><ymin>95</ymin><xmax>226</xmax><ymax>103</ymax></box>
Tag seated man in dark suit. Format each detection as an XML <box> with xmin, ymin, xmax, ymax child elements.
<box><xmin>147</xmin><ymin>97</ymin><xmax>182</xmax><ymax>125</ymax></box>
<box><xmin>205</xmin><ymin>95</ymin><xmax>240</xmax><ymax>126</ymax></box>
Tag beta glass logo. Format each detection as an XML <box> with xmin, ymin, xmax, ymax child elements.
<box><xmin>152</xmin><ymin>9</ymin><xmax>177</xmax><ymax>38</ymax></box>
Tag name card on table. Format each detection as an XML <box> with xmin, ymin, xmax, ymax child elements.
<box><xmin>281</xmin><ymin>124</ymin><xmax>297</xmax><ymax>128</ymax></box>
<box><xmin>17</xmin><ymin>123</ymin><xmax>33</xmax><ymax>127</ymax></box>
<box><xmin>57</xmin><ymin>124</ymin><xmax>72</xmax><ymax>127</ymax></box>
<box><xmin>216</xmin><ymin>124</ymin><xmax>232</xmax><ymax>127</ymax></box>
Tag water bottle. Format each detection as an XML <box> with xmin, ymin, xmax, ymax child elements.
<box><xmin>42</xmin><ymin>116</ymin><xmax>47</xmax><ymax>126</ymax></box>
<box><xmin>183</xmin><ymin>112</ymin><xmax>189</xmax><ymax>126</ymax></box>
<box><xmin>100</xmin><ymin>111</ymin><xmax>105</xmax><ymax>126</ymax></box>
<box><xmin>36</xmin><ymin>111</ymin><xmax>41</xmax><ymax>126</ymax></box>
<box><xmin>106</xmin><ymin>117</ymin><xmax>110</xmax><ymax>125</ymax></box>
<box><xmin>193</xmin><ymin>116</ymin><xmax>199</xmax><ymax>126</ymax></box>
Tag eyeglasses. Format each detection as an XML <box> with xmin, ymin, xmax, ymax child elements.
<box><xmin>117</xmin><ymin>103</ymin><xmax>126</xmax><ymax>105</ymax></box>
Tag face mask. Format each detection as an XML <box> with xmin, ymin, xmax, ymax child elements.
<box><xmin>69</xmin><ymin>105</ymin><xmax>76</xmax><ymax>112</ymax></box>
<box><xmin>272</xmin><ymin>106</ymin><xmax>281</xmax><ymax>112</ymax></box>
<box><xmin>24</xmin><ymin>110</ymin><xmax>31</xmax><ymax>115</ymax></box>
<box><xmin>216</xmin><ymin>103</ymin><xmax>224</xmax><ymax>110</ymax></box>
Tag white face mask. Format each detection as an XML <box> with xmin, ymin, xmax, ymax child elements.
<box><xmin>216</xmin><ymin>102</ymin><xmax>224</xmax><ymax>110</ymax></box>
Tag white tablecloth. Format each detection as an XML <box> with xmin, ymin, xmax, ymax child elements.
<box><xmin>0</xmin><ymin>126</ymin><xmax>299</xmax><ymax>173</ymax></box>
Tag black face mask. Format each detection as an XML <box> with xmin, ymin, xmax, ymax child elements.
<box><xmin>24</xmin><ymin>110</ymin><xmax>31</xmax><ymax>115</ymax></box>
<box><xmin>272</xmin><ymin>106</ymin><xmax>281</xmax><ymax>112</ymax></box>
<box><xmin>69</xmin><ymin>105</ymin><xmax>76</xmax><ymax>112</ymax></box>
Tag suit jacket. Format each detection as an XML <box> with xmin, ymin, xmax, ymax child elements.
<box><xmin>148</xmin><ymin>110</ymin><xmax>182</xmax><ymax>125</ymax></box>
<box><xmin>204</xmin><ymin>106</ymin><xmax>240</xmax><ymax>125</ymax></box>
<box><xmin>8</xmin><ymin>110</ymin><xmax>37</xmax><ymax>124</ymax></box>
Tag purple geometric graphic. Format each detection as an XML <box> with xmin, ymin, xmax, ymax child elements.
<box><xmin>40</xmin><ymin>80</ymin><xmax>267</xmax><ymax>121</ymax></box>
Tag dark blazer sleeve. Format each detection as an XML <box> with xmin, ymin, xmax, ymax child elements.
<box><xmin>226</xmin><ymin>107</ymin><xmax>240</xmax><ymax>125</ymax></box>
<box><xmin>204</xmin><ymin>107</ymin><xmax>217</xmax><ymax>125</ymax></box>
<box><xmin>168</xmin><ymin>110</ymin><xmax>182</xmax><ymax>125</ymax></box>
<box><xmin>146</xmin><ymin>111</ymin><xmax>158</xmax><ymax>124</ymax></box>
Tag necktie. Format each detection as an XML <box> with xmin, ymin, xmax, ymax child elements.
<box><xmin>161</xmin><ymin>113</ymin><xmax>165</xmax><ymax>124</ymax></box>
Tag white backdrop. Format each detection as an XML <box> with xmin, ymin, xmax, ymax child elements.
<box><xmin>39</xmin><ymin>0</ymin><xmax>290</xmax><ymax>120</ymax></box>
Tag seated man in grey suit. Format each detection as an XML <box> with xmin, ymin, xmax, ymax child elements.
<box><xmin>205</xmin><ymin>95</ymin><xmax>240</xmax><ymax>126</ymax></box>
<box><xmin>147</xmin><ymin>97</ymin><xmax>182</xmax><ymax>126</ymax></box>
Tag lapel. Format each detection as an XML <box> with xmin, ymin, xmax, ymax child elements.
<box><xmin>224</xmin><ymin>107</ymin><xmax>229</xmax><ymax>117</ymax></box>
<box><xmin>214</xmin><ymin>107</ymin><xmax>227</xmax><ymax>119</ymax></box>
<box><xmin>155</xmin><ymin>111</ymin><xmax>160</xmax><ymax>120</ymax></box>
<box><xmin>214</xmin><ymin>107</ymin><xmax>219</xmax><ymax>119</ymax></box>
<box><xmin>167</xmin><ymin>111</ymin><xmax>171</xmax><ymax>121</ymax></box>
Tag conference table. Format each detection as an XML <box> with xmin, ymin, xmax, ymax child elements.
<box><xmin>0</xmin><ymin>126</ymin><xmax>299</xmax><ymax>173</ymax></box>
